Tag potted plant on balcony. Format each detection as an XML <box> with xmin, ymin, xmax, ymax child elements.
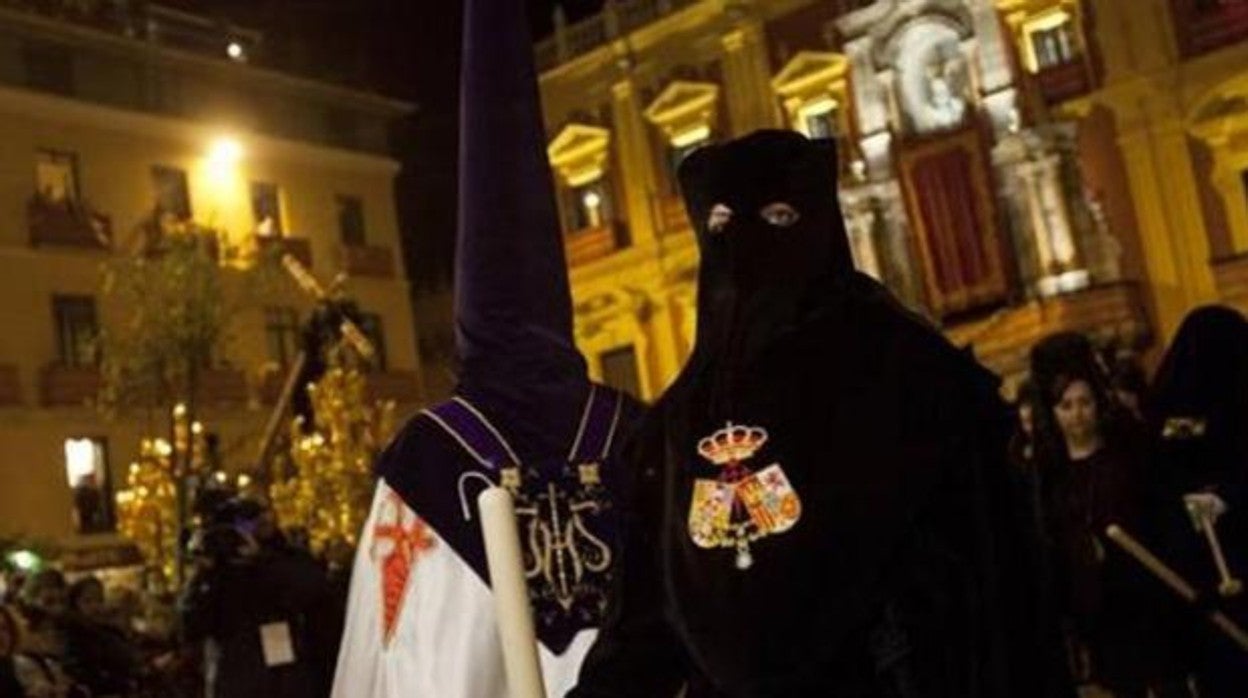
<box><xmin>27</xmin><ymin>191</ymin><xmax>112</xmax><ymax>249</ymax></box>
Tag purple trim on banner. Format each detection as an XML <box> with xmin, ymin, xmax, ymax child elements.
<box><xmin>571</xmin><ymin>388</ymin><xmax>624</xmax><ymax>463</ymax></box>
<box><xmin>422</xmin><ymin>398</ymin><xmax>519</xmax><ymax>470</ymax></box>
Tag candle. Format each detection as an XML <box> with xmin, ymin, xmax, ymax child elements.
<box><xmin>479</xmin><ymin>486</ymin><xmax>547</xmax><ymax>698</ymax></box>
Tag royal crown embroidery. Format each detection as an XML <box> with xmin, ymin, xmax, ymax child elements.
<box><xmin>688</xmin><ymin>422</ymin><xmax>801</xmax><ymax>570</ymax></box>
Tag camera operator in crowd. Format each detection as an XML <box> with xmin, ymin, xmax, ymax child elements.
<box><xmin>179</xmin><ymin>498</ymin><xmax>333</xmax><ymax>698</ymax></box>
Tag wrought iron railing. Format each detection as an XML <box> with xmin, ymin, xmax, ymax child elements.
<box><xmin>535</xmin><ymin>0</ymin><xmax>699</xmax><ymax>71</ymax></box>
<box><xmin>0</xmin><ymin>1</ymin><xmax>262</xmax><ymax>63</ymax></box>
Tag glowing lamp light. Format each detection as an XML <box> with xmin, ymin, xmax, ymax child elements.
<box><xmin>582</xmin><ymin>190</ymin><xmax>602</xmax><ymax>210</ymax></box>
<box><xmin>6</xmin><ymin>549</ymin><xmax>40</xmax><ymax>572</ymax></box>
<box><xmin>206</xmin><ymin>137</ymin><xmax>244</xmax><ymax>168</ymax></box>
<box><xmin>226</xmin><ymin>41</ymin><xmax>246</xmax><ymax>62</ymax></box>
<box><xmin>237</xmin><ymin>474</ymin><xmax>253</xmax><ymax>488</ymax></box>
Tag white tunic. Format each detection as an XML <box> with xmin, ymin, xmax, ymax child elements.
<box><xmin>331</xmin><ymin>482</ymin><xmax>597</xmax><ymax>698</ymax></box>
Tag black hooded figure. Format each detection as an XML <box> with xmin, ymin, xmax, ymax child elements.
<box><xmin>570</xmin><ymin>130</ymin><xmax>1066</xmax><ymax>697</ymax></box>
<box><xmin>1149</xmin><ymin>305</ymin><xmax>1248</xmax><ymax>697</ymax></box>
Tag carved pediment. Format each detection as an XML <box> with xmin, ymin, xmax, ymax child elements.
<box><xmin>548</xmin><ymin>123</ymin><xmax>612</xmax><ymax>186</ymax></box>
<box><xmin>771</xmin><ymin>51</ymin><xmax>851</xmax><ymax>99</ymax></box>
<box><xmin>643</xmin><ymin>80</ymin><xmax>721</xmax><ymax>141</ymax></box>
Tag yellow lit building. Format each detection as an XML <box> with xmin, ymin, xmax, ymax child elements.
<box><xmin>0</xmin><ymin>3</ymin><xmax>421</xmax><ymax>560</ymax></box>
<box><xmin>536</xmin><ymin>0</ymin><xmax>1248</xmax><ymax>401</ymax></box>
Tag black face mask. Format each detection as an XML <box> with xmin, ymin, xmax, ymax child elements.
<box><xmin>677</xmin><ymin>130</ymin><xmax>853</xmax><ymax>364</ymax></box>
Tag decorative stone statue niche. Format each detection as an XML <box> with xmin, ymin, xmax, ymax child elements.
<box><xmin>903</xmin><ymin>32</ymin><xmax>972</xmax><ymax>134</ymax></box>
<box><xmin>1080</xmin><ymin>188</ymin><xmax>1124</xmax><ymax>285</ymax></box>
<box><xmin>839</xmin><ymin>180</ymin><xmax>925</xmax><ymax>311</ymax></box>
<box><xmin>992</xmin><ymin>122</ymin><xmax>1108</xmax><ymax>297</ymax></box>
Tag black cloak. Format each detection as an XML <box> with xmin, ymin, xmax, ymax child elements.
<box><xmin>1148</xmin><ymin>305</ymin><xmax>1248</xmax><ymax>697</ymax></box>
<box><xmin>570</xmin><ymin>131</ymin><xmax>1066</xmax><ymax>697</ymax></box>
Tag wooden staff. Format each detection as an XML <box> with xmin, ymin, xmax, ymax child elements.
<box><xmin>1106</xmin><ymin>524</ymin><xmax>1248</xmax><ymax>653</ymax></box>
<box><xmin>479</xmin><ymin>487</ymin><xmax>546</xmax><ymax>698</ymax></box>
<box><xmin>1186</xmin><ymin>501</ymin><xmax>1243</xmax><ymax>598</ymax></box>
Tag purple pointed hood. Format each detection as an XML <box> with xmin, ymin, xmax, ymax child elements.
<box><xmin>453</xmin><ymin>0</ymin><xmax>589</xmax><ymax>447</ymax></box>
<box><xmin>455</xmin><ymin>0</ymin><xmax>584</xmax><ymax>379</ymax></box>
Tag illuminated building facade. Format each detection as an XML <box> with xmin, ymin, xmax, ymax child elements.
<box><xmin>536</xmin><ymin>0</ymin><xmax>1248</xmax><ymax>401</ymax></box>
<box><xmin>0</xmin><ymin>2</ymin><xmax>421</xmax><ymax>555</ymax></box>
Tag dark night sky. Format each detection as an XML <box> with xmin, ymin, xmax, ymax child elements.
<box><xmin>171</xmin><ymin>0</ymin><xmax>606</xmax><ymax>293</ymax></box>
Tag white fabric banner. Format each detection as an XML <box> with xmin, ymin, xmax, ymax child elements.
<box><xmin>331</xmin><ymin>482</ymin><xmax>596</xmax><ymax>698</ymax></box>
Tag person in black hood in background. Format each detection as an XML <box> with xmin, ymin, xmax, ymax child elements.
<box><xmin>570</xmin><ymin>130</ymin><xmax>1068</xmax><ymax>698</ymax></box>
<box><xmin>1149</xmin><ymin>305</ymin><xmax>1248</xmax><ymax>697</ymax></box>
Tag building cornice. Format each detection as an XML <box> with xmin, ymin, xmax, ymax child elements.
<box><xmin>0</xmin><ymin>5</ymin><xmax>414</xmax><ymax>118</ymax></box>
<box><xmin>0</xmin><ymin>83</ymin><xmax>403</xmax><ymax>175</ymax></box>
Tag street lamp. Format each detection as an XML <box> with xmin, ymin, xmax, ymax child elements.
<box><xmin>207</xmin><ymin>136</ymin><xmax>244</xmax><ymax>168</ymax></box>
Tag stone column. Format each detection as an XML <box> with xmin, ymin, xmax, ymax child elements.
<box><xmin>995</xmin><ymin>129</ymin><xmax>1087</xmax><ymax>296</ymax></box>
<box><xmin>720</xmin><ymin>21</ymin><xmax>781</xmax><ymax>135</ymax></box>
<box><xmin>1035</xmin><ymin>154</ymin><xmax>1079</xmax><ymax>273</ymax></box>
<box><xmin>841</xmin><ymin>191</ymin><xmax>884</xmax><ymax>281</ymax></box>
<box><xmin>1117</xmin><ymin>118</ymin><xmax>1218</xmax><ymax>339</ymax></box>
<box><xmin>610</xmin><ymin>78</ymin><xmax>661</xmax><ymax>248</ymax></box>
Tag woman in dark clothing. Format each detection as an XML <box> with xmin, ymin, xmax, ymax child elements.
<box><xmin>1149</xmin><ymin>305</ymin><xmax>1248</xmax><ymax>698</ymax></box>
<box><xmin>63</xmin><ymin>576</ymin><xmax>141</xmax><ymax>696</ymax></box>
<box><xmin>1029</xmin><ymin>332</ymin><xmax>1188</xmax><ymax>697</ymax></box>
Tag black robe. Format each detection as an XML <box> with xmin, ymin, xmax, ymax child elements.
<box><xmin>572</xmin><ymin>131</ymin><xmax>1066</xmax><ymax>698</ymax></box>
<box><xmin>1148</xmin><ymin>306</ymin><xmax>1248</xmax><ymax>697</ymax></box>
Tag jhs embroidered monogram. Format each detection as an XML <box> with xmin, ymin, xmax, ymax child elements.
<box><xmin>688</xmin><ymin>423</ymin><xmax>802</xmax><ymax>570</ymax></box>
<box><xmin>503</xmin><ymin>460</ymin><xmax>613</xmax><ymax>622</ymax></box>
<box><xmin>423</xmin><ymin>386</ymin><xmax>625</xmax><ymax>653</ymax></box>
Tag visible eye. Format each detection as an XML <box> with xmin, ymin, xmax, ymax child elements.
<box><xmin>706</xmin><ymin>203</ymin><xmax>733</xmax><ymax>234</ymax></box>
<box><xmin>760</xmin><ymin>202</ymin><xmax>800</xmax><ymax>227</ymax></box>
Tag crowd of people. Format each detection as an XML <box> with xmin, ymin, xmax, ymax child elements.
<box><xmin>1</xmin><ymin>304</ymin><xmax>1245</xmax><ymax>698</ymax></box>
<box><xmin>1010</xmin><ymin>305</ymin><xmax>1248</xmax><ymax>697</ymax></box>
<box><xmin>0</xmin><ymin>498</ymin><xmax>346</xmax><ymax>698</ymax></box>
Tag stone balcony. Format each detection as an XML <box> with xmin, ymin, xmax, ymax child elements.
<box><xmin>40</xmin><ymin>365</ymin><xmax>100</xmax><ymax>407</ymax></box>
<box><xmin>945</xmin><ymin>282</ymin><xmax>1151</xmax><ymax>380</ymax></box>
<box><xmin>338</xmin><ymin>244</ymin><xmax>396</xmax><ymax>279</ymax></box>
<box><xmin>534</xmin><ymin>0</ymin><xmax>699</xmax><ymax>71</ymax></box>
<box><xmin>565</xmin><ymin>222</ymin><xmax>627</xmax><ymax>266</ymax></box>
<box><xmin>0</xmin><ymin>364</ymin><xmax>20</xmax><ymax>406</ymax></box>
<box><xmin>255</xmin><ymin>235</ymin><xmax>313</xmax><ymax>269</ymax></box>
<box><xmin>1032</xmin><ymin>59</ymin><xmax>1093</xmax><ymax>105</ymax></box>
<box><xmin>28</xmin><ymin>197</ymin><xmax>112</xmax><ymax>250</ymax></box>
<box><xmin>0</xmin><ymin>1</ymin><xmax>262</xmax><ymax>66</ymax></box>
